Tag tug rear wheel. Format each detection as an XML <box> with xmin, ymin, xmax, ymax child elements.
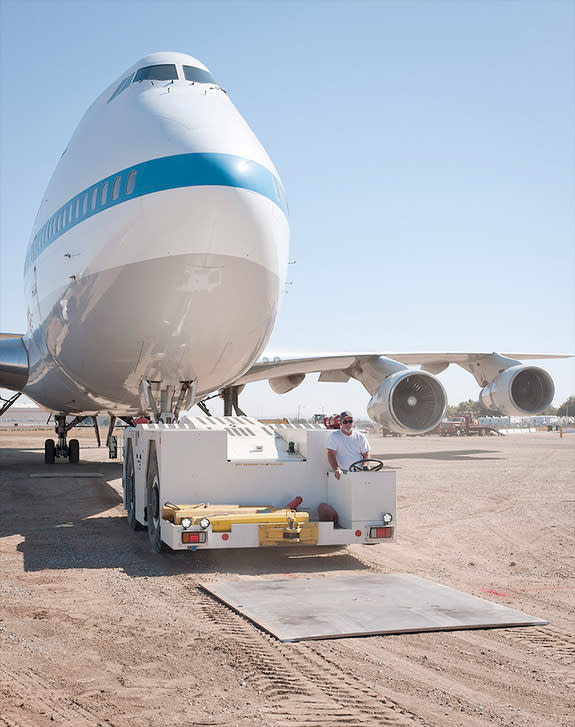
<box><xmin>126</xmin><ymin>441</ymin><xmax>143</xmax><ymax>530</ymax></box>
<box><xmin>146</xmin><ymin>449</ymin><xmax>166</xmax><ymax>553</ymax></box>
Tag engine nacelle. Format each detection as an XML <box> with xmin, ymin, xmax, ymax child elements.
<box><xmin>367</xmin><ymin>370</ymin><xmax>447</xmax><ymax>434</ymax></box>
<box><xmin>479</xmin><ymin>365</ymin><xmax>554</xmax><ymax>416</ymax></box>
<box><xmin>269</xmin><ymin>373</ymin><xmax>305</xmax><ymax>395</ymax></box>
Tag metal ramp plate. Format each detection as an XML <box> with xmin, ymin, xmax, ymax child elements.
<box><xmin>201</xmin><ymin>574</ymin><xmax>548</xmax><ymax>642</ymax></box>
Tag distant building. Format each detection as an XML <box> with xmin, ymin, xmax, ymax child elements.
<box><xmin>0</xmin><ymin>407</ymin><xmax>48</xmax><ymax>426</ymax></box>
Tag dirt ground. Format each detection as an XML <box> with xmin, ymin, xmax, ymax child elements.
<box><xmin>0</xmin><ymin>428</ymin><xmax>573</xmax><ymax>727</ymax></box>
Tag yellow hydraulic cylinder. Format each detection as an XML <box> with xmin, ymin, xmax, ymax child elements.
<box><xmin>162</xmin><ymin>503</ymin><xmax>309</xmax><ymax>532</ymax></box>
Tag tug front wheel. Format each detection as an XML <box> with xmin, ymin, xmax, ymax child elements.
<box><xmin>146</xmin><ymin>449</ymin><xmax>166</xmax><ymax>553</ymax></box>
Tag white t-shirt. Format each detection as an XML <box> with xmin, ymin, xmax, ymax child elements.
<box><xmin>326</xmin><ymin>429</ymin><xmax>370</xmax><ymax>471</ymax></box>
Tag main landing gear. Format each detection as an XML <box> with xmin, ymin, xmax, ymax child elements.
<box><xmin>44</xmin><ymin>415</ymin><xmax>82</xmax><ymax>464</ymax></box>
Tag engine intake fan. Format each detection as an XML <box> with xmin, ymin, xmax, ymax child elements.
<box><xmin>367</xmin><ymin>370</ymin><xmax>446</xmax><ymax>434</ymax></box>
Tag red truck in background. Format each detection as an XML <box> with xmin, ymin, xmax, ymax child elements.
<box><xmin>437</xmin><ymin>412</ymin><xmax>501</xmax><ymax>437</ymax></box>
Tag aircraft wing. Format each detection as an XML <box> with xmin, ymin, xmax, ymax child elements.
<box><xmin>233</xmin><ymin>351</ymin><xmax>572</xmax><ymax>433</ymax></box>
<box><xmin>236</xmin><ymin>351</ymin><xmax>572</xmax><ymax>384</ymax></box>
<box><xmin>0</xmin><ymin>334</ymin><xmax>29</xmax><ymax>392</ymax></box>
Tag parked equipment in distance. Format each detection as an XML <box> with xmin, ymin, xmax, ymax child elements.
<box><xmin>437</xmin><ymin>412</ymin><xmax>501</xmax><ymax>437</ymax></box>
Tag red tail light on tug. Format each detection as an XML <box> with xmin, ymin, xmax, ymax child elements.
<box><xmin>369</xmin><ymin>527</ymin><xmax>393</xmax><ymax>539</ymax></box>
<box><xmin>182</xmin><ymin>531</ymin><xmax>207</xmax><ymax>544</ymax></box>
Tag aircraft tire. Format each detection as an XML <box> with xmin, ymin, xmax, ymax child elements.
<box><xmin>126</xmin><ymin>441</ymin><xmax>143</xmax><ymax>531</ymax></box>
<box><xmin>146</xmin><ymin>449</ymin><xmax>166</xmax><ymax>553</ymax></box>
<box><xmin>44</xmin><ymin>439</ymin><xmax>55</xmax><ymax>464</ymax></box>
<box><xmin>69</xmin><ymin>439</ymin><xmax>80</xmax><ymax>464</ymax></box>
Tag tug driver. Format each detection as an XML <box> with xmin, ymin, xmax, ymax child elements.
<box><xmin>326</xmin><ymin>411</ymin><xmax>370</xmax><ymax>479</ymax></box>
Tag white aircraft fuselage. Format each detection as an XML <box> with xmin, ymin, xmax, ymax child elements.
<box><xmin>2</xmin><ymin>50</ymin><xmax>564</xmax><ymax>439</ymax></box>
<box><xmin>21</xmin><ymin>52</ymin><xmax>289</xmax><ymax>414</ymax></box>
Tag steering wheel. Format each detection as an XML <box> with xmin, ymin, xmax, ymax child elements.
<box><xmin>349</xmin><ymin>459</ymin><xmax>384</xmax><ymax>472</ymax></box>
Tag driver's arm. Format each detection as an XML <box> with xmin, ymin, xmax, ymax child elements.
<box><xmin>361</xmin><ymin>450</ymin><xmax>370</xmax><ymax>469</ymax></box>
<box><xmin>327</xmin><ymin>449</ymin><xmax>342</xmax><ymax>479</ymax></box>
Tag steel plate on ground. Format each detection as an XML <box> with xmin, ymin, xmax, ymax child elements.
<box><xmin>201</xmin><ymin>574</ymin><xmax>548</xmax><ymax>642</ymax></box>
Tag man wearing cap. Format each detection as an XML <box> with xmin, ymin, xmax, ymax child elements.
<box><xmin>326</xmin><ymin>411</ymin><xmax>370</xmax><ymax>479</ymax></box>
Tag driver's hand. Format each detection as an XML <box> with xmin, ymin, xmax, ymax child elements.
<box><xmin>334</xmin><ymin>467</ymin><xmax>342</xmax><ymax>480</ymax></box>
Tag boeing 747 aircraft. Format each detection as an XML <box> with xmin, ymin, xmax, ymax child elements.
<box><xmin>0</xmin><ymin>52</ymin><xmax>567</xmax><ymax>462</ymax></box>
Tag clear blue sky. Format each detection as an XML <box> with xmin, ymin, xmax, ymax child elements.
<box><xmin>1</xmin><ymin>0</ymin><xmax>573</xmax><ymax>418</ymax></box>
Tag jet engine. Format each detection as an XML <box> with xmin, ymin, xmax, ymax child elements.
<box><xmin>367</xmin><ymin>370</ymin><xmax>447</xmax><ymax>434</ymax></box>
<box><xmin>479</xmin><ymin>365</ymin><xmax>554</xmax><ymax>416</ymax></box>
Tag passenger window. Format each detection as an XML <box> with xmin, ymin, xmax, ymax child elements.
<box><xmin>82</xmin><ymin>194</ymin><xmax>88</xmax><ymax>215</ymax></box>
<box><xmin>126</xmin><ymin>171</ymin><xmax>136</xmax><ymax>195</ymax></box>
<box><xmin>91</xmin><ymin>188</ymin><xmax>98</xmax><ymax>210</ymax></box>
<box><xmin>112</xmin><ymin>176</ymin><xmax>122</xmax><ymax>200</ymax></box>
<box><xmin>100</xmin><ymin>181</ymin><xmax>109</xmax><ymax>205</ymax></box>
<box><xmin>183</xmin><ymin>65</ymin><xmax>216</xmax><ymax>84</ymax></box>
<box><xmin>75</xmin><ymin>198</ymin><xmax>80</xmax><ymax>219</ymax></box>
<box><xmin>134</xmin><ymin>64</ymin><xmax>178</xmax><ymax>82</ymax></box>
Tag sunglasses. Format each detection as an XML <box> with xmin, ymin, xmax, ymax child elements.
<box><xmin>342</xmin><ymin>418</ymin><xmax>353</xmax><ymax>424</ymax></box>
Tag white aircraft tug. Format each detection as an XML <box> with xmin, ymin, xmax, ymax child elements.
<box><xmin>122</xmin><ymin>417</ymin><xmax>396</xmax><ymax>553</ymax></box>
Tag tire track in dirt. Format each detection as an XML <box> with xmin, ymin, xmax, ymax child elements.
<box><xmin>340</xmin><ymin>631</ymin><xmax>550</xmax><ymax>723</ymax></box>
<box><xmin>0</xmin><ymin>657</ymin><xmax>112</xmax><ymax>727</ymax></box>
<box><xmin>500</xmin><ymin>625</ymin><xmax>575</xmax><ymax>661</ymax></box>
<box><xmin>496</xmin><ymin>626</ymin><xmax>575</xmax><ymax>689</ymax></box>
<box><xmin>190</xmin><ymin>585</ymin><xmax>428</xmax><ymax>727</ymax></box>
<box><xmin>290</xmin><ymin>642</ymin><xmax>429</xmax><ymax>726</ymax></box>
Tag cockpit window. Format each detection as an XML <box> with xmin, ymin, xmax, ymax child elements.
<box><xmin>183</xmin><ymin>65</ymin><xmax>215</xmax><ymax>84</ymax></box>
<box><xmin>134</xmin><ymin>64</ymin><xmax>179</xmax><ymax>82</ymax></box>
<box><xmin>107</xmin><ymin>73</ymin><xmax>134</xmax><ymax>103</ymax></box>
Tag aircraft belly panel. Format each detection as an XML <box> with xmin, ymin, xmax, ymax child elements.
<box><xmin>23</xmin><ymin>252</ymin><xmax>279</xmax><ymax>414</ymax></box>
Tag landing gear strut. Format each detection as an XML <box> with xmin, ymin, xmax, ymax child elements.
<box><xmin>44</xmin><ymin>415</ymin><xmax>83</xmax><ymax>464</ymax></box>
<box><xmin>222</xmin><ymin>386</ymin><xmax>246</xmax><ymax>416</ymax></box>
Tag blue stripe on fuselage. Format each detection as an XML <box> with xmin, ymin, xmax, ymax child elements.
<box><xmin>24</xmin><ymin>153</ymin><xmax>288</xmax><ymax>272</ymax></box>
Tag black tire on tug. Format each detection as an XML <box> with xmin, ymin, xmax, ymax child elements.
<box><xmin>455</xmin><ymin>429</ymin><xmax>462</xmax><ymax>437</ymax></box>
<box><xmin>146</xmin><ymin>450</ymin><xmax>167</xmax><ymax>553</ymax></box>
<box><xmin>44</xmin><ymin>439</ymin><xmax>55</xmax><ymax>464</ymax></box>
<box><xmin>126</xmin><ymin>441</ymin><xmax>143</xmax><ymax>531</ymax></box>
<box><xmin>69</xmin><ymin>438</ymin><xmax>80</xmax><ymax>464</ymax></box>
<box><xmin>480</xmin><ymin>428</ymin><xmax>486</xmax><ymax>436</ymax></box>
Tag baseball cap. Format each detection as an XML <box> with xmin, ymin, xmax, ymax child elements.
<box><xmin>340</xmin><ymin>410</ymin><xmax>353</xmax><ymax>420</ymax></box>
